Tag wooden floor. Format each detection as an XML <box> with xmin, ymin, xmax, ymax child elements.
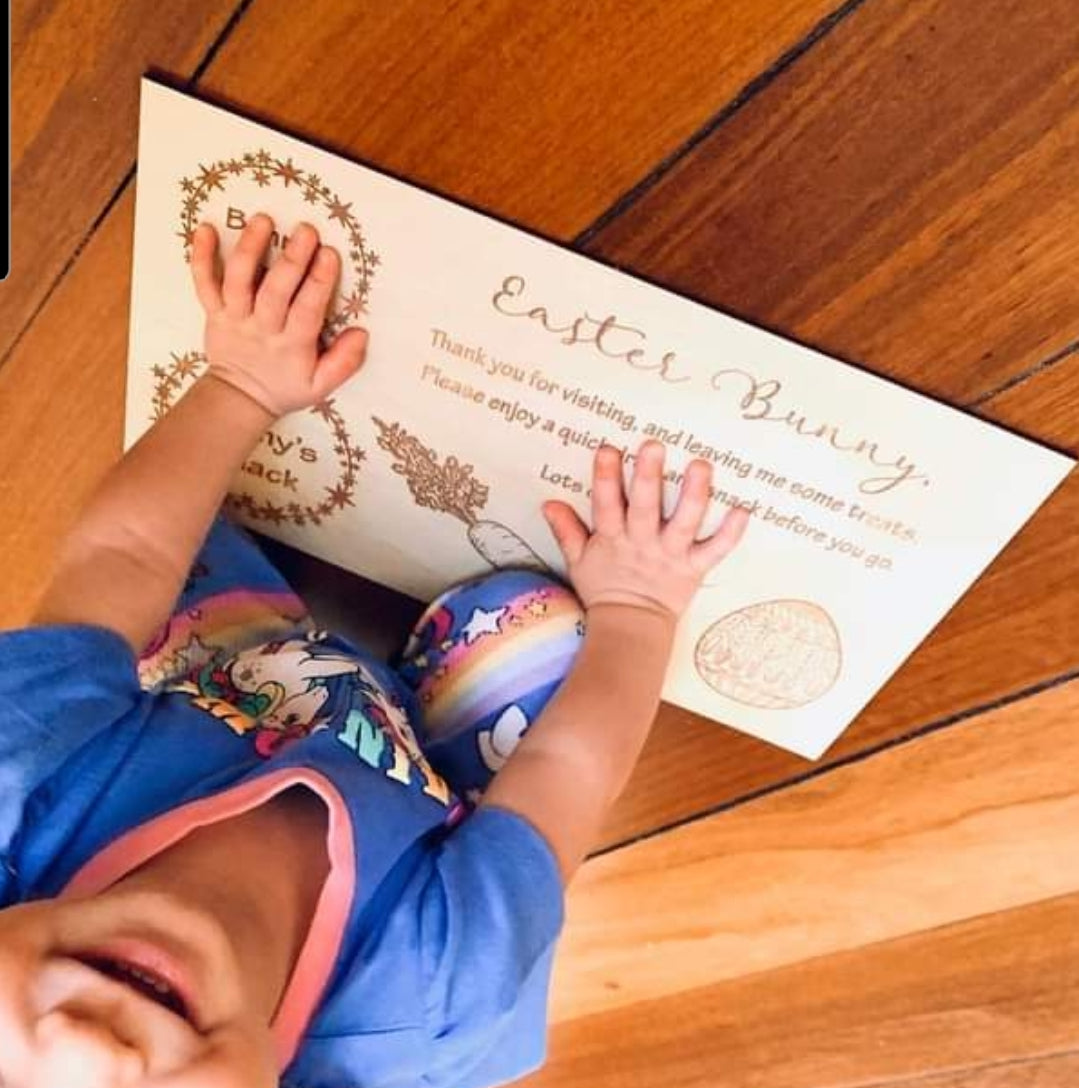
<box><xmin>4</xmin><ymin>1</ymin><xmax>1078</xmax><ymax>1084</ymax></box>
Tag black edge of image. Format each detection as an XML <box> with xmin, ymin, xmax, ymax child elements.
<box><xmin>2</xmin><ymin>0</ymin><xmax>9</xmax><ymax>281</ymax></box>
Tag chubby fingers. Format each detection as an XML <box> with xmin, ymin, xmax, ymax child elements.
<box><xmin>190</xmin><ymin>223</ymin><xmax>223</xmax><ymax>313</ymax></box>
<box><xmin>691</xmin><ymin>504</ymin><xmax>750</xmax><ymax>572</ymax></box>
<box><xmin>543</xmin><ymin>501</ymin><xmax>589</xmax><ymax>566</ymax></box>
<box><xmin>310</xmin><ymin>327</ymin><xmax>369</xmax><ymax>402</ymax></box>
<box><xmin>626</xmin><ymin>441</ymin><xmax>665</xmax><ymax>539</ymax></box>
<box><xmin>223</xmin><ymin>213</ymin><xmax>275</xmax><ymax>316</ymax></box>
<box><xmin>287</xmin><ymin>245</ymin><xmax>341</xmax><ymax>337</ymax></box>
<box><xmin>663</xmin><ymin>458</ymin><xmax>713</xmax><ymax>549</ymax></box>
<box><xmin>590</xmin><ymin>445</ymin><xmax>626</xmax><ymax>536</ymax></box>
<box><xmin>254</xmin><ymin>222</ymin><xmax>320</xmax><ymax>329</ymax></box>
<box><xmin>664</xmin><ymin>452</ymin><xmax>750</xmax><ymax>572</ymax></box>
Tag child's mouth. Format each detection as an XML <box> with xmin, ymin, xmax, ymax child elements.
<box><xmin>77</xmin><ymin>953</ymin><xmax>192</xmax><ymax>1023</ymax></box>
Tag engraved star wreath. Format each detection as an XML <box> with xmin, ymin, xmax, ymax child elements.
<box><xmin>176</xmin><ymin>150</ymin><xmax>379</xmax><ymax>336</ymax></box>
<box><xmin>150</xmin><ymin>351</ymin><xmax>365</xmax><ymax>528</ymax></box>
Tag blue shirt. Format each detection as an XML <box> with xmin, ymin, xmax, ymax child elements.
<box><xmin>0</xmin><ymin>621</ymin><xmax>564</xmax><ymax>1088</ymax></box>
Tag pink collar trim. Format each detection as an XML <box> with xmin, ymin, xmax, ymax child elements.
<box><xmin>60</xmin><ymin>768</ymin><xmax>355</xmax><ymax>1069</ymax></box>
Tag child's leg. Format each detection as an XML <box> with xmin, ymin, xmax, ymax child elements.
<box><xmin>138</xmin><ymin>511</ymin><xmax>312</xmax><ymax>690</ymax></box>
<box><xmin>394</xmin><ymin>569</ymin><xmax>585</xmax><ymax>804</ymax></box>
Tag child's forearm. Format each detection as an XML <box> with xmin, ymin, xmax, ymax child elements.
<box><xmin>482</xmin><ymin>603</ymin><xmax>675</xmax><ymax>882</ymax></box>
<box><xmin>31</xmin><ymin>215</ymin><xmax>366</xmax><ymax>650</ymax></box>
<box><xmin>32</xmin><ymin>374</ymin><xmax>275</xmax><ymax>650</ymax></box>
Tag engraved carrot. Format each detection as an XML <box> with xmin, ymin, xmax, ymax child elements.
<box><xmin>466</xmin><ymin>519</ymin><xmax>548</xmax><ymax>572</ymax></box>
<box><xmin>371</xmin><ymin>416</ymin><xmax>549</xmax><ymax>572</ymax></box>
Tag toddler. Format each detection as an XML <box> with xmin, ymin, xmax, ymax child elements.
<box><xmin>0</xmin><ymin>214</ymin><xmax>747</xmax><ymax>1088</ymax></box>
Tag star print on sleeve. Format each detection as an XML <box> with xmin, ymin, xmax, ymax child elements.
<box><xmin>461</xmin><ymin>605</ymin><xmax>508</xmax><ymax>645</ymax></box>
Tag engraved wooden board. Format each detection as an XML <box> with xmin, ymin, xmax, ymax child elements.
<box><xmin>126</xmin><ymin>79</ymin><xmax>1073</xmax><ymax>759</ymax></box>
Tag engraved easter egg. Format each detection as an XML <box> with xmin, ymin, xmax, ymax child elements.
<box><xmin>693</xmin><ymin>599</ymin><xmax>841</xmax><ymax>710</ymax></box>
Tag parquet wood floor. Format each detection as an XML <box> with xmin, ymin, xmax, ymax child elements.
<box><xmin>3</xmin><ymin>2</ymin><xmax>1075</xmax><ymax>1084</ymax></box>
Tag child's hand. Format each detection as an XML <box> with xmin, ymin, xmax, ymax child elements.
<box><xmin>190</xmin><ymin>214</ymin><xmax>368</xmax><ymax>416</ymax></box>
<box><xmin>542</xmin><ymin>441</ymin><xmax>749</xmax><ymax>623</ymax></box>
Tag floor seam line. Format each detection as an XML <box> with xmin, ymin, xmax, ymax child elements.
<box><xmin>968</xmin><ymin>336</ymin><xmax>1079</xmax><ymax>408</ymax></box>
<box><xmin>0</xmin><ymin>164</ymin><xmax>135</xmax><ymax>374</ymax></box>
<box><xmin>592</xmin><ymin>664</ymin><xmax>1079</xmax><ymax>858</ymax></box>
<box><xmin>189</xmin><ymin>0</ymin><xmax>259</xmax><ymax>84</ymax></box>
<box><xmin>850</xmin><ymin>1046</ymin><xmax>1079</xmax><ymax>1088</ymax></box>
<box><xmin>0</xmin><ymin>0</ymin><xmax>256</xmax><ymax>377</ymax></box>
<box><xmin>571</xmin><ymin>0</ymin><xmax>873</xmax><ymax>250</ymax></box>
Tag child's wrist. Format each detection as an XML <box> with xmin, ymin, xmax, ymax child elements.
<box><xmin>195</xmin><ymin>370</ymin><xmax>279</xmax><ymax>429</ymax></box>
<box><xmin>584</xmin><ymin>601</ymin><xmax>678</xmax><ymax>652</ymax></box>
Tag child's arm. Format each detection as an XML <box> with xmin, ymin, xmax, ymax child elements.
<box><xmin>482</xmin><ymin>442</ymin><xmax>749</xmax><ymax>883</ymax></box>
<box><xmin>31</xmin><ymin>214</ymin><xmax>367</xmax><ymax>653</ymax></box>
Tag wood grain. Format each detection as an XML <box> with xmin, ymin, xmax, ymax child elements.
<box><xmin>586</xmin><ymin>0</ymin><xmax>1079</xmax><ymax>406</ymax></box>
<box><xmin>987</xmin><ymin>352</ymin><xmax>1079</xmax><ymax>451</ymax></box>
<box><xmin>890</xmin><ymin>1054</ymin><xmax>1079</xmax><ymax>1088</ymax></box>
<box><xmin>2</xmin><ymin>0</ymin><xmax>239</xmax><ymax>363</ymax></box>
<box><xmin>196</xmin><ymin>0</ymin><xmax>841</xmax><ymax>239</ymax></box>
<box><xmin>528</xmin><ymin>894</ymin><xmax>1079</xmax><ymax>1087</ymax></box>
<box><xmin>2</xmin><ymin>0</ymin><xmax>845</xmax><ymax>381</ymax></box>
<box><xmin>551</xmin><ymin>678</ymin><xmax>1079</xmax><ymax>1023</ymax></box>
<box><xmin>0</xmin><ymin>191</ymin><xmax>134</xmax><ymax>623</ymax></box>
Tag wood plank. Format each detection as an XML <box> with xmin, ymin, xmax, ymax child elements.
<box><xmin>3</xmin><ymin>0</ymin><xmax>857</xmax><ymax>376</ymax></box>
<box><xmin>3</xmin><ymin>0</ymin><xmax>240</xmax><ymax>362</ymax></box>
<box><xmin>528</xmin><ymin>894</ymin><xmax>1079</xmax><ymax>1087</ymax></box>
<box><xmin>888</xmin><ymin>1054</ymin><xmax>1079</xmax><ymax>1088</ymax></box>
<box><xmin>0</xmin><ymin>191</ymin><xmax>134</xmax><ymax>624</ymax></box>
<box><xmin>987</xmin><ymin>353</ymin><xmax>1079</xmax><ymax>451</ymax></box>
<box><xmin>549</xmin><ymin>679</ymin><xmax>1079</xmax><ymax>1024</ymax></box>
<box><xmin>196</xmin><ymin>0</ymin><xmax>841</xmax><ymax>239</ymax></box>
<box><xmin>585</xmin><ymin>0</ymin><xmax>1079</xmax><ymax>405</ymax></box>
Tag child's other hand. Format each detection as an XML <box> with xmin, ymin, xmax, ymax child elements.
<box><xmin>542</xmin><ymin>441</ymin><xmax>749</xmax><ymax>624</ymax></box>
<box><xmin>190</xmin><ymin>214</ymin><xmax>368</xmax><ymax>416</ymax></box>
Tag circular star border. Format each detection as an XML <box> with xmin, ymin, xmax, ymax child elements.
<box><xmin>177</xmin><ymin>149</ymin><xmax>379</xmax><ymax>334</ymax></box>
<box><xmin>150</xmin><ymin>350</ymin><xmax>366</xmax><ymax>528</ymax></box>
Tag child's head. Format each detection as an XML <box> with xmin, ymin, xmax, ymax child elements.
<box><xmin>0</xmin><ymin>886</ymin><xmax>277</xmax><ymax>1087</ymax></box>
